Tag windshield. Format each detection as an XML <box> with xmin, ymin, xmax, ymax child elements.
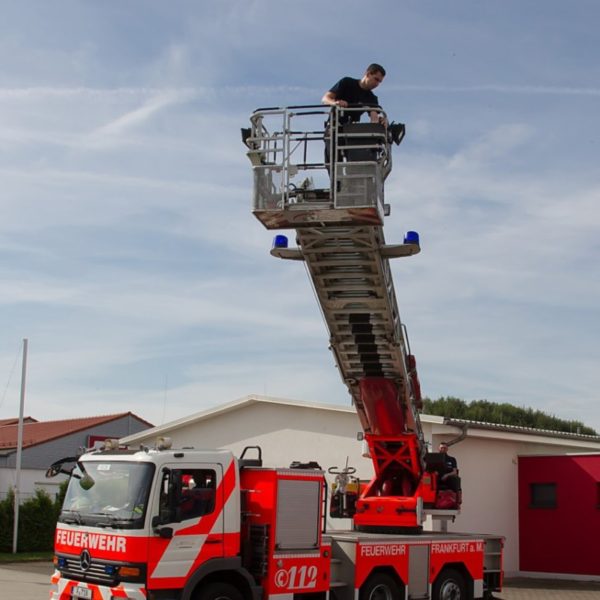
<box><xmin>60</xmin><ymin>460</ymin><xmax>155</xmax><ymax>529</ymax></box>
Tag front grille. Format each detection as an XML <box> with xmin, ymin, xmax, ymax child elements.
<box><xmin>59</xmin><ymin>555</ymin><xmax>118</xmax><ymax>586</ymax></box>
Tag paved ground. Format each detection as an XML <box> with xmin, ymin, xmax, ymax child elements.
<box><xmin>2</xmin><ymin>561</ymin><xmax>600</xmax><ymax>599</ymax></box>
<box><xmin>0</xmin><ymin>560</ymin><xmax>54</xmax><ymax>600</ymax></box>
<box><xmin>495</xmin><ymin>577</ymin><xmax>600</xmax><ymax>599</ymax></box>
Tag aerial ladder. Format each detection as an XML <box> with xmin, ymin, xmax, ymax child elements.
<box><xmin>243</xmin><ymin>104</ymin><xmax>458</xmax><ymax>533</ymax></box>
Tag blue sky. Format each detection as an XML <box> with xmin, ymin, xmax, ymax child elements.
<box><xmin>1</xmin><ymin>1</ymin><xmax>599</xmax><ymax>432</ymax></box>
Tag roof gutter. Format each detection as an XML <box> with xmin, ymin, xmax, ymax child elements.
<box><xmin>442</xmin><ymin>420</ymin><xmax>469</xmax><ymax>447</ymax></box>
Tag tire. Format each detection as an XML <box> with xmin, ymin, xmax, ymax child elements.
<box><xmin>432</xmin><ymin>568</ymin><xmax>467</xmax><ymax>600</ymax></box>
<box><xmin>359</xmin><ymin>572</ymin><xmax>402</xmax><ymax>600</ymax></box>
<box><xmin>196</xmin><ymin>582</ymin><xmax>244</xmax><ymax>600</ymax></box>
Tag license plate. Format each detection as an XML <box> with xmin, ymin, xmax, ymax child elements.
<box><xmin>72</xmin><ymin>585</ymin><xmax>92</xmax><ymax>599</ymax></box>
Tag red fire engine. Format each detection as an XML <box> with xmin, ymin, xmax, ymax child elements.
<box><xmin>48</xmin><ymin>105</ymin><xmax>503</xmax><ymax>600</ymax></box>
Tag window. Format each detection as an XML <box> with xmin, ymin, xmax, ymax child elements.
<box><xmin>61</xmin><ymin>461</ymin><xmax>155</xmax><ymax>529</ymax></box>
<box><xmin>530</xmin><ymin>483</ymin><xmax>557</xmax><ymax>508</ymax></box>
<box><xmin>159</xmin><ymin>468</ymin><xmax>217</xmax><ymax>522</ymax></box>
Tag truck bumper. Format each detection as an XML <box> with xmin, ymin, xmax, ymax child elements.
<box><xmin>50</xmin><ymin>570</ymin><xmax>147</xmax><ymax>599</ymax></box>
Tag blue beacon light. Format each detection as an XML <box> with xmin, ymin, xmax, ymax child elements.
<box><xmin>404</xmin><ymin>231</ymin><xmax>420</xmax><ymax>246</ymax></box>
<box><xmin>273</xmin><ymin>235</ymin><xmax>289</xmax><ymax>249</ymax></box>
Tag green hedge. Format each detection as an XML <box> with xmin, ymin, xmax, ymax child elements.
<box><xmin>0</xmin><ymin>483</ymin><xmax>67</xmax><ymax>553</ymax></box>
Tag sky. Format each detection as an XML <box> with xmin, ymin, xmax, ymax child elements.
<box><xmin>0</xmin><ymin>1</ymin><xmax>599</xmax><ymax>433</ymax></box>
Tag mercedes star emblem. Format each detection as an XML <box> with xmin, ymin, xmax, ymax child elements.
<box><xmin>80</xmin><ymin>549</ymin><xmax>91</xmax><ymax>571</ymax></box>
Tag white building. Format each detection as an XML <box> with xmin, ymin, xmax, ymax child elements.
<box><xmin>121</xmin><ymin>394</ymin><xmax>600</xmax><ymax>577</ymax></box>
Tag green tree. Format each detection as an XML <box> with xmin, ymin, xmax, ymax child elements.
<box><xmin>422</xmin><ymin>396</ymin><xmax>597</xmax><ymax>436</ymax></box>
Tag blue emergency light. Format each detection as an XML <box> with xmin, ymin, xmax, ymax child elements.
<box><xmin>273</xmin><ymin>235</ymin><xmax>289</xmax><ymax>249</ymax></box>
<box><xmin>404</xmin><ymin>231</ymin><xmax>420</xmax><ymax>246</ymax></box>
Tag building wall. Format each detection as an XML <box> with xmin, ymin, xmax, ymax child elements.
<box><xmin>149</xmin><ymin>402</ymin><xmax>370</xmax><ymax>475</ymax></box>
<box><xmin>0</xmin><ymin>467</ymin><xmax>65</xmax><ymax>501</ymax></box>
<box><xmin>434</xmin><ymin>436</ymin><xmax>519</xmax><ymax>561</ymax></box>
<box><xmin>518</xmin><ymin>454</ymin><xmax>600</xmax><ymax>576</ymax></box>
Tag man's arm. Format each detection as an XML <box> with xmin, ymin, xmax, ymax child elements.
<box><xmin>322</xmin><ymin>90</ymin><xmax>348</xmax><ymax>108</ymax></box>
<box><xmin>369</xmin><ymin>109</ymin><xmax>382</xmax><ymax>124</ymax></box>
<box><xmin>442</xmin><ymin>456</ymin><xmax>458</xmax><ymax>480</ymax></box>
<box><xmin>441</xmin><ymin>467</ymin><xmax>458</xmax><ymax>480</ymax></box>
<box><xmin>368</xmin><ymin>99</ymin><xmax>386</xmax><ymax>125</ymax></box>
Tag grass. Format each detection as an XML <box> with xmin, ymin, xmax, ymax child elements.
<box><xmin>0</xmin><ymin>551</ymin><xmax>53</xmax><ymax>563</ymax></box>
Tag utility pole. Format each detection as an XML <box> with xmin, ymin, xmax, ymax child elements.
<box><xmin>12</xmin><ymin>338</ymin><xmax>28</xmax><ymax>554</ymax></box>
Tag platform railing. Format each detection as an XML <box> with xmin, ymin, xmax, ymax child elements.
<box><xmin>245</xmin><ymin>105</ymin><xmax>392</xmax><ymax>228</ymax></box>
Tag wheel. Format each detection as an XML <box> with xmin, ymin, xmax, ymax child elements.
<box><xmin>359</xmin><ymin>573</ymin><xmax>401</xmax><ymax>600</ymax></box>
<box><xmin>432</xmin><ymin>568</ymin><xmax>467</xmax><ymax>600</ymax></box>
<box><xmin>196</xmin><ymin>582</ymin><xmax>244</xmax><ymax>600</ymax></box>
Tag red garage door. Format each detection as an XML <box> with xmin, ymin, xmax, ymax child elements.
<box><xmin>518</xmin><ymin>454</ymin><xmax>600</xmax><ymax>575</ymax></box>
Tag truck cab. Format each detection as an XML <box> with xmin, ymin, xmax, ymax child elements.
<box><xmin>51</xmin><ymin>443</ymin><xmax>249</xmax><ymax>600</ymax></box>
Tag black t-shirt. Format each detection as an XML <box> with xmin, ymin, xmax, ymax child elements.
<box><xmin>443</xmin><ymin>454</ymin><xmax>457</xmax><ymax>474</ymax></box>
<box><xmin>329</xmin><ymin>77</ymin><xmax>379</xmax><ymax>122</ymax></box>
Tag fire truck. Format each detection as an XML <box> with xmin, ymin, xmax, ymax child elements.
<box><xmin>48</xmin><ymin>105</ymin><xmax>503</xmax><ymax>600</ymax></box>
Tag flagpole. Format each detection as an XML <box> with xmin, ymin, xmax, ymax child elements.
<box><xmin>12</xmin><ymin>338</ymin><xmax>28</xmax><ymax>554</ymax></box>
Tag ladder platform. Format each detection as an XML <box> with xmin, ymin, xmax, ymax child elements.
<box><xmin>253</xmin><ymin>206</ymin><xmax>383</xmax><ymax>230</ymax></box>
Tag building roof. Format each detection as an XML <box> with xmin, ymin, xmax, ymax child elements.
<box><xmin>121</xmin><ymin>394</ymin><xmax>354</xmax><ymax>442</ymax></box>
<box><xmin>120</xmin><ymin>394</ymin><xmax>600</xmax><ymax>450</ymax></box>
<box><xmin>443</xmin><ymin>417</ymin><xmax>600</xmax><ymax>443</ymax></box>
<box><xmin>0</xmin><ymin>412</ymin><xmax>154</xmax><ymax>451</ymax></box>
<box><xmin>0</xmin><ymin>417</ymin><xmax>38</xmax><ymax>426</ymax></box>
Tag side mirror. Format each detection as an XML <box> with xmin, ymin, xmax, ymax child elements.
<box><xmin>158</xmin><ymin>527</ymin><xmax>173</xmax><ymax>539</ymax></box>
<box><xmin>152</xmin><ymin>515</ymin><xmax>174</xmax><ymax>539</ymax></box>
<box><xmin>46</xmin><ymin>464</ymin><xmax>62</xmax><ymax>478</ymax></box>
<box><xmin>45</xmin><ymin>456</ymin><xmax>78</xmax><ymax>478</ymax></box>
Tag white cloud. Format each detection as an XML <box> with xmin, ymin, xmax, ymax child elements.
<box><xmin>88</xmin><ymin>89</ymin><xmax>197</xmax><ymax>143</ymax></box>
<box><xmin>390</xmin><ymin>84</ymin><xmax>600</xmax><ymax>97</ymax></box>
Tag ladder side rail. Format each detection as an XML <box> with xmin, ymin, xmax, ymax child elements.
<box><xmin>368</xmin><ymin>243</ymin><xmax>426</xmax><ymax>447</ymax></box>
<box><xmin>379</xmin><ymin>255</ymin><xmax>426</xmax><ymax>449</ymax></box>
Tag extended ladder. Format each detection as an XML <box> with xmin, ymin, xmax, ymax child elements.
<box><xmin>244</xmin><ymin>105</ymin><xmax>443</xmax><ymax>531</ymax></box>
<box><xmin>244</xmin><ymin>105</ymin><xmax>421</xmax><ymax>437</ymax></box>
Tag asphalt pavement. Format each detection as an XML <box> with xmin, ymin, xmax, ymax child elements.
<box><xmin>2</xmin><ymin>561</ymin><xmax>600</xmax><ymax>599</ymax></box>
<box><xmin>0</xmin><ymin>560</ymin><xmax>54</xmax><ymax>600</ymax></box>
<box><xmin>497</xmin><ymin>577</ymin><xmax>600</xmax><ymax>599</ymax></box>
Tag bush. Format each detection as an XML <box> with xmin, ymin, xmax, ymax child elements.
<box><xmin>0</xmin><ymin>484</ymin><xmax>67</xmax><ymax>553</ymax></box>
<box><xmin>0</xmin><ymin>490</ymin><xmax>13</xmax><ymax>552</ymax></box>
<box><xmin>18</xmin><ymin>489</ymin><xmax>58</xmax><ymax>552</ymax></box>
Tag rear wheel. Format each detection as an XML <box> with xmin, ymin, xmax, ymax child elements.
<box><xmin>196</xmin><ymin>582</ymin><xmax>244</xmax><ymax>600</ymax></box>
<box><xmin>432</xmin><ymin>568</ymin><xmax>467</xmax><ymax>600</ymax></box>
<box><xmin>359</xmin><ymin>572</ymin><xmax>401</xmax><ymax>600</ymax></box>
